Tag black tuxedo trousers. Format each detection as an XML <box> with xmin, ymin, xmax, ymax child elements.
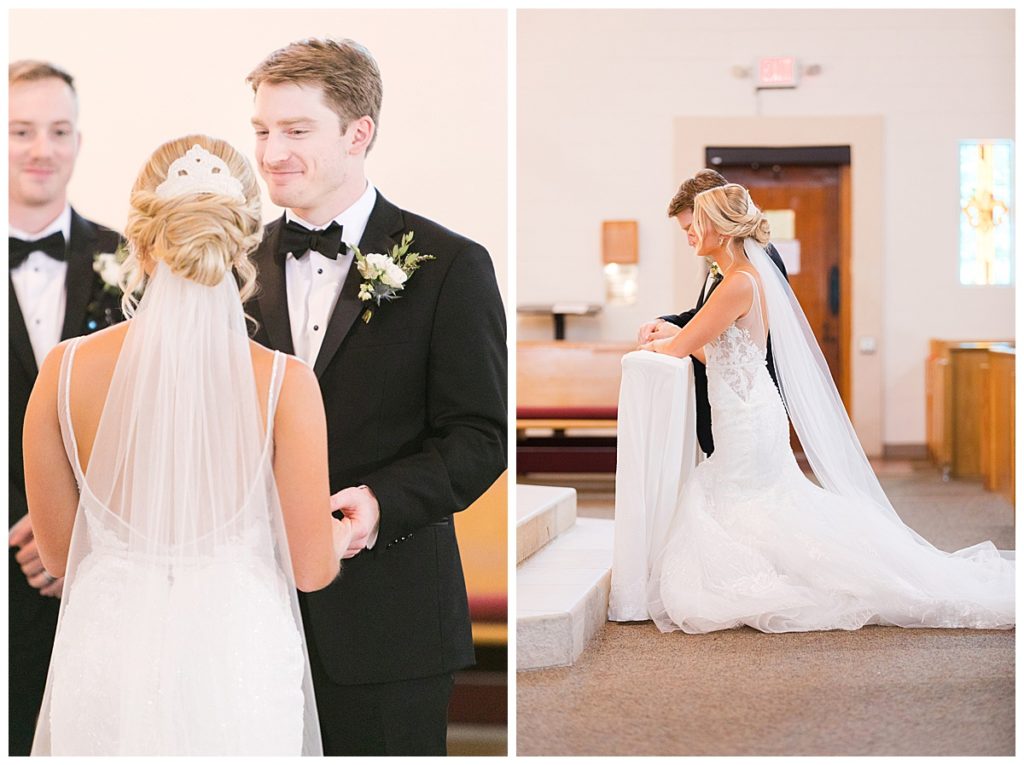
<box><xmin>9</xmin><ymin>210</ymin><xmax>122</xmax><ymax>755</ymax></box>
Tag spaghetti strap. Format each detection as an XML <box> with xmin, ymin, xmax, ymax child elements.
<box><xmin>56</xmin><ymin>337</ymin><xmax>86</xmax><ymax>485</ymax></box>
<box><xmin>263</xmin><ymin>351</ymin><xmax>287</xmax><ymax>449</ymax></box>
<box><xmin>734</xmin><ymin>269</ymin><xmax>768</xmax><ymax>349</ymax></box>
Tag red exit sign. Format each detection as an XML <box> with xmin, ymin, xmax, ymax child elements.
<box><xmin>757</xmin><ymin>56</ymin><xmax>799</xmax><ymax>88</ymax></box>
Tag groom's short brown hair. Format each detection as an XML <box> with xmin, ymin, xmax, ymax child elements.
<box><xmin>667</xmin><ymin>169</ymin><xmax>729</xmax><ymax>217</ymax></box>
<box><xmin>247</xmin><ymin>38</ymin><xmax>383</xmax><ymax>151</ymax></box>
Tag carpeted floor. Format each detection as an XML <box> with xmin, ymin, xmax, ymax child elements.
<box><xmin>516</xmin><ymin>462</ymin><xmax>1015</xmax><ymax>756</ymax></box>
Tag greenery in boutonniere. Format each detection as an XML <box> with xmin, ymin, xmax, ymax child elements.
<box><xmin>85</xmin><ymin>248</ymin><xmax>126</xmax><ymax>331</ymax></box>
<box><xmin>353</xmin><ymin>231</ymin><xmax>435</xmax><ymax>324</ymax></box>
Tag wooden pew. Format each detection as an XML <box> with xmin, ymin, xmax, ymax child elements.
<box><xmin>450</xmin><ymin>472</ymin><xmax>507</xmax><ymax>729</ymax></box>
<box><xmin>926</xmin><ymin>339</ymin><xmax>1013</xmax><ymax>480</ymax></box>
<box><xmin>517</xmin><ymin>342</ymin><xmax>633</xmax><ymax>473</ymax></box>
<box><xmin>983</xmin><ymin>347</ymin><xmax>1015</xmax><ymax>505</ymax></box>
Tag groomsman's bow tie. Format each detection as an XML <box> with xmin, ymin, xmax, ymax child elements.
<box><xmin>279</xmin><ymin>220</ymin><xmax>347</xmax><ymax>261</ymax></box>
<box><xmin>9</xmin><ymin>231</ymin><xmax>67</xmax><ymax>269</ymax></box>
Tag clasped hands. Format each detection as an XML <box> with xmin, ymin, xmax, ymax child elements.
<box><xmin>330</xmin><ymin>485</ymin><xmax>381</xmax><ymax>560</ymax></box>
<box><xmin>636</xmin><ymin>319</ymin><xmax>681</xmax><ymax>354</ymax></box>
<box><xmin>9</xmin><ymin>515</ymin><xmax>63</xmax><ymax>597</ymax></box>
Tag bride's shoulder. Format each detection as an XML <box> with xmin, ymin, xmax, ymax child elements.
<box><xmin>74</xmin><ymin>321</ymin><xmax>131</xmax><ymax>356</ymax></box>
<box><xmin>718</xmin><ymin>268</ymin><xmax>757</xmax><ymax>295</ymax></box>
<box><xmin>248</xmin><ymin>343</ymin><xmax>317</xmax><ymax>400</ymax></box>
<box><xmin>39</xmin><ymin>322</ymin><xmax>130</xmax><ymax>381</ymax></box>
<box><xmin>724</xmin><ymin>267</ymin><xmax>761</xmax><ymax>290</ymax></box>
<box><xmin>268</xmin><ymin>354</ymin><xmax>323</xmax><ymax>429</ymax></box>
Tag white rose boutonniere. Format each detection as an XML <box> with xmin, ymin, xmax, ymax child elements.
<box><xmin>93</xmin><ymin>252</ymin><xmax>124</xmax><ymax>295</ymax></box>
<box><xmin>353</xmin><ymin>231</ymin><xmax>435</xmax><ymax>324</ymax></box>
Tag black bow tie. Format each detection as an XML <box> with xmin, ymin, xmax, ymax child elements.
<box><xmin>279</xmin><ymin>220</ymin><xmax>347</xmax><ymax>261</ymax></box>
<box><xmin>9</xmin><ymin>231</ymin><xmax>67</xmax><ymax>269</ymax></box>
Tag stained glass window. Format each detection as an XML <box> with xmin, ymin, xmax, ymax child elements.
<box><xmin>959</xmin><ymin>140</ymin><xmax>1013</xmax><ymax>285</ymax></box>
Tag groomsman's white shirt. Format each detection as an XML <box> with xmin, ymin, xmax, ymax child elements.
<box><xmin>285</xmin><ymin>182</ymin><xmax>377</xmax><ymax>368</ymax></box>
<box><xmin>10</xmin><ymin>204</ymin><xmax>71</xmax><ymax>369</ymax></box>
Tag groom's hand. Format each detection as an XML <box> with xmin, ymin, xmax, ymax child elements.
<box><xmin>637</xmin><ymin>320</ymin><xmax>663</xmax><ymax>344</ymax></box>
<box><xmin>330</xmin><ymin>485</ymin><xmax>381</xmax><ymax>559</ymax></box>
<box><xmin>637</xmin><ymin>320</ymin><xmax>681</xmax><ymax>346</ymax></box>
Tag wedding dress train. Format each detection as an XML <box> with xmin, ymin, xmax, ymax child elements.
<box><xmin>648</xmin><ymin>267</ymin><xmax>1014</xmax><ymax>634</ymax></box>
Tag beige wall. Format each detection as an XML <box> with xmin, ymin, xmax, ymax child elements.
<box><xmin>517</xmin><ymin>8</ymin><xmax>1014</xmax><ymax>453</ymax></box>
<box><xmin>10</xmin><ymin>8</ymin><xmax>508</xmax><ymax>298</ymax></box>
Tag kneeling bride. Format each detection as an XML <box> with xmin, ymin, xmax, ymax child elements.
<box><xmin>616</xmin><ymin>184</ymin><xmax>1013</xmax><ymax>634</ymax></box>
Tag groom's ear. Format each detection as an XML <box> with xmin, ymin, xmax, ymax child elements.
<box><xmin>345</xmin><ymin>116</ymin><xmax>375</xmax><ymax>156</ymax></box>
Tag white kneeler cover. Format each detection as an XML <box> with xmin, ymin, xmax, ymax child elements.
<box><xmin>608</xmin><ymin>350</ymin><xmax>700</xmax><ymax>622</ymax></box>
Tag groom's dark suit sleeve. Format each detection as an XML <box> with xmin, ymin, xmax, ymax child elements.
<box><xmin>361</xmin><ymin>239</ymin><xmax>507</xmax><ymax>548</ymax></box>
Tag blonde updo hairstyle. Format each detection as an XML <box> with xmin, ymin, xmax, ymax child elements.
<box><xmin>120</xmin><ymin>134</ymin><xmax>262</xmax><ymax>316</ymax></box>
<box><xmin>691</xmin><ymin>183</ymin><xmax>771</xmax><ymax>255</ymax></box>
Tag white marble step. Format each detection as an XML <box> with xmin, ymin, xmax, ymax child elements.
<box><xmin>515</xmin><ymin>484</ymin><xmax>577</xmax><ymax>564</ymax></box>
<box><xmin>516</xmin><ymin>517</ymin><xmax>614</xmax><ymax>671</ymax></box>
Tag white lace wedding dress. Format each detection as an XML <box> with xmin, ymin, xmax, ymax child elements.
<box><xmin>648</xmin><ymin>269</ymin><xmax>1014</xmax><ymax>634</ymax></box>
<box><xmin>32</xmin><ymin>264</ymin><xmax>321</xmax><ymax>755</ymax></box>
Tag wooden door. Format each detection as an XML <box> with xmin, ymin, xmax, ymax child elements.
<box><xmin>718</xmin><ymin>164</ymin><xmax>849</xmax><ymax>408</ymax></box>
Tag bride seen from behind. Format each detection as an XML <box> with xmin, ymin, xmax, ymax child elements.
<box><xmin>639</xmin><ymin>184</ymin><xmax>1014</xmax><ymax>634</ymax></box>
<box><xmin>23</xmin><ymin>135</ymin><xmax>351</xmax><ymax>754</ymax></box>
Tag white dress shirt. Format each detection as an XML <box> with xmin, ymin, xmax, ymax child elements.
<box><xmin>285</xmin><ymin>182</ymin><xmax>377</xmax><ymax>368</ymax></box>
<box><xmin>284</xmin><ymin>182</ymin><xmax>380</xmax><ymax>550</ymax></box>
<box><xmin>701</xmin><ymin>269</ymin><xmax>719</xmax><ymax>303</ymax></box>
<box><xmin>10</xmin><ymin>205</ymin><xmax>72</xmax><ymax>369</ymax></box>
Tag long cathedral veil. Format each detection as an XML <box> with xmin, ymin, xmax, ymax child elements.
<box><xmin>742</xmin><ymin>237</ymin><xmax>934</xmax><ymax>542</ymax></box>
<box><xmin>745</xmin><ymin>235</ymin><xmax>1015</xmax><ymax>562</ymax></box>
<box><xmin>32</xmin><ymin>262</ymin><xmax>322</xmax><ymax>754</ymax></box>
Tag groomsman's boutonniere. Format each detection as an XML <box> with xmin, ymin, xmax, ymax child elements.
<box><xmin>85</xmin><ymin>250</ymin><xmax>126</xmax><ymax>331</ymax></box>
<box><xmin>93</xmin><ymin>251</ymin><xmax>125</xmax><ymax>296</ymax></box>
<box><xmin>353</xmin><ymin>232</ymin><xmax>435</xmax><ymax>324</ymax></box>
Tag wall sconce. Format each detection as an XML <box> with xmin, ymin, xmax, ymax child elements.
<box><xmin>602</xmin><ymin>220</ymin><xmax>638</xmax><ymax>305</ymax></box>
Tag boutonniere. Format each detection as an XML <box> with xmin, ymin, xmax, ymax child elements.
<box><xmin>85</xmin><ymin>250</ymin><xmax>126</xmax><ymax>331</ymax></box>
<box><xmin>708</xmin><ymin>261</ymin><xmax>722</xmax><ymax>279</ymax></box>
<box><xmin>353</xmin><ymin>231</ymin><xmax>435</xmax><ymax>324</ymax></box>
<box><xmin>92</xmin><ymin>251</ymin><xmax>125</xmax><ymax>296</ymax></box>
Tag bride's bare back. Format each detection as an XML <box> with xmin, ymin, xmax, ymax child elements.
<box><xmin>63</xmin><ymin>322</ymin><xmax>281</xmax><ymax>471</ymax></box>
<box><xmin>23</xmin><ymin>321</ymin><xmax>343</xmax><ymax>591</ymax></box>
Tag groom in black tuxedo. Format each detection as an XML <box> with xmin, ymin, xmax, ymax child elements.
<box><xmin>245</xmin><ymin>39</ymin><xmax>506</xmax><ymax>756</ymax></box>
<box><xmin>638</xmin><ymin>169</ymin><xmax>788</xmax><ymax>457</ymax></box>
<box><xmin>8</xmin><ymin>60</ymin><xmax>122</xmax><ymax>755</ymax></box>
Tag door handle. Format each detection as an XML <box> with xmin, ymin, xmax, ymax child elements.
<box><xmin>828</xmin><ymin>266</ymin><xmax>840</xmax><ymax>316</ymax></box>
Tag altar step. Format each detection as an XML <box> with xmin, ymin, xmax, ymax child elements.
<box><xmin>515</xmin><ymin>484</ymin><xmax>578</xmax><ymax>563</ymax></box>
<box><xmin>516</xmin><ymin>483</ymin><xmax>614</xmax><ymax>671</ymax></box>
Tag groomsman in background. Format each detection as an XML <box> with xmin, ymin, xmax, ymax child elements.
<box><xmin>8</xmin><ymin>60</ymin><xmax>122</xmax><ymax>755</ymax></box>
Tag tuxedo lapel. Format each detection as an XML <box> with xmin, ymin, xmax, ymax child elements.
<box><xmin>9</xmin><ymin>278</ymin><xmax>37</xmax><ymax>379</ymax></box>
<box><xmin>256</xmin><ymin>217</ymin><xmax>296</xmax><ymax>356</ymax></box>
<box><xmin>695</xmin><ymin>274</ymin><xmax>711</xmax><ymax>310</ymax></box>
<box><xmin>312</xmin><ymin>194</ymin><xmax>403</xmax><ymax>378</ymax></box>
<box><xmin>60</xmin><ymin>209</ymin><xmax>99</xmax><ymax>340</ymax></box>
<box><xmin>698</xmin><ymin>275</ymin><xmax>723</xmax><ymax>308</ymax></box>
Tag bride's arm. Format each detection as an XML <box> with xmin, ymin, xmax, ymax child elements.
<box><xmin>23</xmin><ymin>342</ymin><xmax>80</xmax><ymax>578</ymax></box>
<box><xmin>640</xmin><ymin>274</ymin><xmax>753</xmax><ymax>363</ymax></box>
<box><xmin>274</xmin><ymin>357</ymin><xmax>344</xmax><ymax>592</ymax></box>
